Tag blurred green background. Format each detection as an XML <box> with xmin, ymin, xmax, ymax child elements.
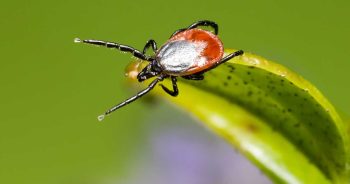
<box><xmin>1</xmin><ymin>0</ymin><xmax>349</xmax><ymax>183</ymax></box>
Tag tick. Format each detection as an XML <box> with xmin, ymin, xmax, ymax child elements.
<box><xmin>75</xmin><ymin>20</ymin><xmax>244</xmax><ymax>121</ymax></box>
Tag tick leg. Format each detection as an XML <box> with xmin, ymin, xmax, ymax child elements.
<box><xmin>182</xmin><ymin>74</ymin><xmax>204</xmax><ymax>80</ymax></box>
<box><xmin>143</xmin><ymin>39</ymin><xmax>158</xmax><ymax>55</ymax></box>
<box><xmin>169</xmin><ymin>28</ymin><xmax>186</xmax><ymax>38</ymax></box>
<box><xmin>137</xmin><ymin>63</ymin><xmax>161</xmax><ymax>82</ymax></box>
<box><xmin>187</xmin><ymin>20</ymin><xmax>219</xmax><ymax>35</ymax></box>
<box><xmin>159</xmin><ymin>76</ymin><xmax>178</xmax><ymax>97</ymax></box>
<box><xmin>219</xmin><ymin>50</ymin><xmax>244</xmax><ymax>63</ymax></box>
<box><xmin>200</xmin><ymin>50</ymin><xmax>244</xmax><ymax>73</ymax></box>
<box><xmin>169</xmin><ymin>20</ymin><xmax>219</xmax><ymax>38</ymax></box>
<box><xmin>78</xmin><ymin>39</ymin><xmax>153</xmax><ymax>62</ymax></box>
<box><xmin>102</xmin><ymin>75</ymin><xmax>165</xmax><ymax>117</ymax></box>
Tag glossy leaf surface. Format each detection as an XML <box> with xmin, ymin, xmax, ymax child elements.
<box><xmin>126</xmin><ymin>49</ymin><xmax>349</xmax><ymax>183</ymax></box>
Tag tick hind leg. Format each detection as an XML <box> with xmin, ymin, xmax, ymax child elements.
<box><xmin>187</xmin><ymin>20</ymin><xmax>219</xmax><ymax>35</ymax></box>
<box><xmin>182</xmin><ymin>73</ymin><xmax>204</xmax><ymax>80</ymax></box>
<box><xmin>169</xmin><ymin>20</ymin><xmax>219</xmax><ymax>38</ymax></box>
<box><xmin>202</xmin><ymin>50</ymin><xmax>244</xmax><ymax>73</ymax></box>
<box><xmin>219</xmin><ymin>50</ymin><xmax>244</xmax><ymax>64</ymax></box>
<box><xmin>77</xmin><ymin>39</ymin><xmax>153</xmax><ymax>62</ymax></box>
<box><xmin>159</xmin><ymin>76</ymin><xmax>179</xmax><ymax>96</ymax></box>
<box><xmin>169</xmin><ymin>28</ymin><xmax>186</xmax><ymax>38</ymax></box>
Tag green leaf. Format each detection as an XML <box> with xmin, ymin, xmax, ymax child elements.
<box><xmin>126</xmin><ymin>49</ymin><xmax>349</xmax><ymax>183</ymax></box>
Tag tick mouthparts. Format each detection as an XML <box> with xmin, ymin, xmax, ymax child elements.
<box><xmin>74</xmin><ymin>38</ymin><xmax>82</xmax><ymax>43</ymax></box>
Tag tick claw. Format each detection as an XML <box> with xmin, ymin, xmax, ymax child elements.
<box><xmin>97</xmin><ymin>114</ymin><xmax>105</xmax><ymax>121</ymax></box>
<box><xmin>74</xmin><ymin>38</ymin><xmax>81</xmax><ymax>43</ymax></box>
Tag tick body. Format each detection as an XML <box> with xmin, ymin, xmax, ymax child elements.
<box><xmin>75</xmin><ymin>20</ymin><xmax>244</xmax><ymax>121</ymax></box>
<box><xmin>157</xmin><ymin>29</ymin><xmax>224</xmax><ymax>76</ymax></box>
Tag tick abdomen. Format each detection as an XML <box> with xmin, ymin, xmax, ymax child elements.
<box><xmin>157</xmin><ymin>40</ymin><xmax>207</xmax><ymax>75</ymax></box>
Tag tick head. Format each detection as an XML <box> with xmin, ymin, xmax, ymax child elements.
<box><xmin>137</xmin><ymin>61</ymin><xmax>162</xmax><ymax>82</ymax></box>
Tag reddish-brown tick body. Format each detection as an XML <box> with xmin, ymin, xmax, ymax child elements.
<box><xmin>156</xmin><ymin>29</ymin><xmax>224</xmax><ymax>76</ymax></box>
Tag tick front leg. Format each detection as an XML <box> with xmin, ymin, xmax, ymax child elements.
<box><xmin>160</xmin><ymin>76</ymin><xmax>179</xmax><ymax>97</ymax></box>
<box><xmin>76</xmin><ymin>38</ymin><xmax>153</xmax><ymax>62</ymax></box>
<box><xmin>98</xmin><ymin>75</ymin><xmax>165</xmax><ymax>121</ymax></box>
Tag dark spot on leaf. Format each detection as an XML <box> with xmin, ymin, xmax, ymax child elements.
<box><xmin>270</xmin><ymin>126</ymin><xmax>276</xmax><ymax>131</ymax></box>
<box><xmin>247</xmin><ymin>91</ymin><xmax>253</xmax><ymax>96</ymax></box>
<box><xmin>227</xmin><ymin>76</ymin><xmax>232</xmax><ymax>80</ymax></box>
<box><xmin>298</xmin><ymin>140</ymin><xmax>304</xmax><ymax>145</ymax></box>
<box><xmin>335</xmin><ymin>162</ymin><xmax>343</xmax><ymax>169</ymax></box>
<box><xmin>243</xmin><ymin>81</ymin><xmax>248</xmax><ymax>85</ymax></box>
<box><xmin>227</xmin><ymin>65</ymin><xmax>235</xmax><ymax>73</ymax></box>
<box><xmin>323</xmin><ymin>130</ymin><xmax>328</xmax><ymax>136</ymax></box>
<box><xmin>247</xmin><ymin>71</ymin><xmax>251</xmax><ymax>75</ymax></box>
<box><xmin>223</xmin><ymin>82</ymin><xmax>228</xmax><ymax>87</ymax></box>
<box><xmin>257</xmin><ymin>98</ymin><xmax>262</xmax><ymax>102</ymax></box>
<box><xmin>248</xmin><ymin>66</ymin><xmax>255</xmax><ymax>69</ymax></box>
<box><xmin>287</xmin><ymin>108</ymin><xmax>292</xmax><ymax>112</ymax></box>
<box><xmin>280</xmin><ymin>79</ymin><xmax>284</xmax><ymax>83</ymax></box>
<box><xmin>294</xmin><ymin>93</ymin><xmax>298</xmax><ymax>97</ymax></box>
<box><xmin>246</xmin><ymin>123</ymin><xmax>259</xmax><ymax>133</ymax></box>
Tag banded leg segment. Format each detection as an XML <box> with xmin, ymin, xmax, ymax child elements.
<box><xmin>80</xmin><ymin>39</ymin><xmax>153</xmax><ymax>61</ymax></box>
<box><xmin>102</xmin><ymin>75</ymin><xmax>165</xmax><ymax>117</ymax></box>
